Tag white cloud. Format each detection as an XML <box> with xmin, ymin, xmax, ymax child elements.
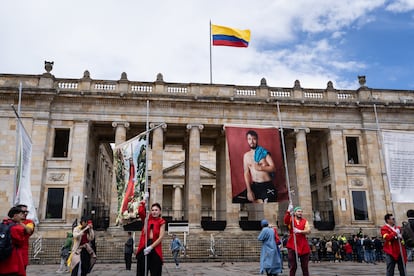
<box><xmin>386</xmin><ymin>0</ymin><xmax>414</xmax><ymax>12</ymax></box>
<box><xmin>0</xmin><ymin>0</ymin><xmax>398</xmax><ymax>89</ymax></box>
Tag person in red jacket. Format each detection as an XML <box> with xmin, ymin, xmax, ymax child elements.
<box><xmin>284</xmin><ymin>204</ymin><xmax>311</xmax><ymax>276</ymax></box>
<box><xmin>0</xmin><ymin>206</ymin><xmax>27</xmax><ymax>276</ymax></box>
<box><xmin>135</xmin><ymin>197</ymin><xmax>166</xmax><ymax>276</ymax></box>
<box><xmin>380</xmin><ymin>213</ymin><xmax>407</xmax><ymax>276</ymax></box>
<box><xmin>15</xmin><ymin>204</ymin><xmax>35</xmax><ymax>270</ymax></box>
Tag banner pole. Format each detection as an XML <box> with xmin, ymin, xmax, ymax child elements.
<box><xmin>144</xmin><ymin>100</ymin><xmax>150</xmax><ymax>276</ymax></box>
<box><xmin>373</xmin><ymin>103</ymin><xmax>407</xmax><ymax>276</ymax></box>
<box><xmin>276</xmin><ymin>101</ymin><xmax>299</xmax><ymax>265</ymax></box>
<box><xmin>12</xmin><ymin>82</ymin><xmax>23</xmax><ymax>204</ymax></box>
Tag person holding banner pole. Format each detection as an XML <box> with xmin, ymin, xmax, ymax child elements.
<box><xmin>380</xmin><ymin>213</ymin><xmax>407</xmax><ymax>276</ymax></box>
<box><xmin>284</xmin><ymin>205</ymin><xmax>311</xmax><ymax>276</ymax></box>
<box><xmin>135</xmin><ymin>193</ymin><xmax>166</xmax><ymax>276</ymax></box>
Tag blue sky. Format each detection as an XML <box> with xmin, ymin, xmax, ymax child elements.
<box><xmin>1</xmin><ymin>0</ymin><xmax>414</xmax><ymax>90</ymax></box>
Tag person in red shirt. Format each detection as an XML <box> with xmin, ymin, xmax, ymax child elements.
<box><xmin>0</xmin><ymin>206</ymin><xmax>27</xmax><ymax>276</ymax></box>
<box><xmin>284</xmin><ymin>204</ymin><xmax>311</xmax><ymax>276</ymax></box>
<box><xmin>15</xmin><ymin>204</ymin><xmax>35</xmax><ymax>270</ymax></box>
<box><xmin>135</xmin><ymin>199</ymin><xmax>166</xmax><ymax>276</ymax></box>
<box><xmin>380</xmin><ymin>213</ymin><xmax>407</xmax><ymax>276</ymax></box>
<box><xmin>344</xmin><ymin>241</ymin><xmax>353</xmax><ymax>261</ymax></box>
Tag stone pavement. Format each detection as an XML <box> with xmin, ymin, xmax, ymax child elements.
<box><xmin>27</xmin><ymin>261</ymin><xmax>414</xmax><ymax>276</ymax></box>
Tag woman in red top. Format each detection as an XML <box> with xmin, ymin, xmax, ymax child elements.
<box><xmin>136</xmin><ymin>200</ymin><xmax>166</xmax><ymax>276</ymax></box>
<box><xmin>284</xmin><ymin>205</ymin><xmax>311</xmax><ymax>276</ymax></box>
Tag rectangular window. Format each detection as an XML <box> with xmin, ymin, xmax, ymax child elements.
<box><xmin>352</xmin><ymin>191</ymin><xmax>369</xmax><ymax>220</ymax></box>
<box><xmin>346</xmin><ymin>137</ymin><xmax>359</xmax><ymax>164</ymax></box>
<box><xmin>53</xmin><ymin>128</ymin><xmax>70</xmax><ymax>157</ymax></box>
<box><xmin>45</xmin><ymin>188</ymin><xmax>64</xmax><ymax>219</ymax></box>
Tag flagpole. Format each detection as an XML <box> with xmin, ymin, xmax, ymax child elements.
<box><xmin>144</xmin><ymin>99</ymin><xmax>150</xmax><ymax>276</ymax></box>
<box><xmin>373</xmin><ymin>104</ymin><xmax>407</xmax><ymax>276</ymax></box>
<box><xmin>13</xmin><ymin>82</ymin><xmax>23</xmax><ymax>204</ymax></box>
<box><xmin>209</xmin><ymin>20</ymin><xmax>213</xmax><ymax>84</ymax></box>
<box><xmin>276</xmin><ymin>101</ymin><xmax>300</xmax><ymax>265</ymax></box>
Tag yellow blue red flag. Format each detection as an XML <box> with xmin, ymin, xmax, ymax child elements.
<box><xmin>211</xmin><ymin>24</ymin><xmax>251</xmax><ymax>48</ymax></box>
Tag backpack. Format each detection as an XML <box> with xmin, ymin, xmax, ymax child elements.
<box><xmin>0</xmin><ymin>222</ymin><xmax>14</xmax><ymax>261</ymax></box>
<box><xmin>402</xmin><ymin>221</ymin><xmax>414</xmax><ymax>248</ymax></box>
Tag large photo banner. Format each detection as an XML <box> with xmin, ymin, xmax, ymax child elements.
<box><xmin>114</xmin><ymin>135</ymin><xmax>147</xmax><ymax>225</ymax></box>
<box><xmin>382</xmin><ymin>130</ymin><xmax>414</xmax><ymax>203</ymax></box>
<box><xmin>225</xmin><ymin>126</ymin><xmax>287</xmax><ymax>203</ymax></box>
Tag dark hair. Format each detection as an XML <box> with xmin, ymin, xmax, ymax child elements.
<box><xmin>80</xmin><ymin>216</ymin><xmax>89</xmax><ymax>223</ymax></box>
<box><xmin>407</xmin><ymin>209</ymin><xmax>414</xmax><ymax>218</ymax></box>
<box><xmin>151</xmin><ymin>203</ymin><xmax>162</xmax><ymax>210</ymax></box>
<box><xmin>246</xmin><ymin>130</ymin><xmax>258</xmax><ymax>139</ymax></box>
<box><xmin>8</xmin><ymin>206</ymin><xmax>22</xmax><ymax>218</ymax></box>
<box><xmin>15</xmin><ymin>204</ymin><xmax>28</xmax><ymax>209</ymax></box>
<box><xmin>384</xmin><ymin>213</ymin><xmax>393</xmax><ymax>222</ymax></box>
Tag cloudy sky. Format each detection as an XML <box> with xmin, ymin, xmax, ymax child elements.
<box><xmin>1</xmin><ymin>0</ymin><xmax>414</xmax><ymax>90</ymax></box>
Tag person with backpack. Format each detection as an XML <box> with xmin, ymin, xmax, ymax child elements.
<box><xmin>0</xmin><ymin>206</ymin><xmax>27</xmax><ymax>276</ymax></box>
<box><xmin>56</xmin><ymin>232</ymin><xmax>73</xmax><ymax>273</ymax></box>
<box><xmin>380</xmin><ymin>213</ymin><xmax>407</xmax><ymax>276</ymax></box>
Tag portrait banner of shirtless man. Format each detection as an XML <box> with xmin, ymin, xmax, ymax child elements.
<box><xmin>225</xmin><ymin>126</ymin><xmax>287</xmax><ymax>203</ymax></box>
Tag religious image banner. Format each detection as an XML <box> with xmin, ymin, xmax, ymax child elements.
<box><xmin>382</xmin><ymin>130</ymin><xmax>414</xmax><ymax>203</ymax></box>
<box><xmin>114</xmin><ymin>135</ymin><xmax>147</xmax><ymax>225</ymax></box>
<box><xmin>225</xmin><ymin>126</ymin><xmax>287</xmax><ymax>203</ymax></box>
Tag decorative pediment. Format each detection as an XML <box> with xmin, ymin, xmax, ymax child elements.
<box><xmin>163</xmin><ymin>161</ymin><xmax>216</xmax><ymax>178</ymax></box>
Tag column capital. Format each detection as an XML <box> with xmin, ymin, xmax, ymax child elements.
<box><xmin>186</xmin><ymin>124</ymin><xmax>204</xmax><ymax>132</ymax></box>
<box><xmin>173</xmin><ymin>184</ymin><xmax>184</xmax><ymax>189</ymax></box>
<box><xmin>150</xmin><ymin>122</ymin><xmax>167</xmax><ymax>130</ymax></box>
<box><xmin>294</xmin><ymin>127</ymin><xmax>310</xmax><ymax>134</ymax></box>
<box><xmin>112</xmin><ymin>121</ymin><xmax>130</xmax><ymax>128</ymax></box>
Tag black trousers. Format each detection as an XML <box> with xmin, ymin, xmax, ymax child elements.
<box><xmin>125</xmin><ymin>253</ymin><xmax>132</xmax><ymax>270</ymax></box>
<box><xmin>136</xmin><ymin>250</ymin><xmax>162</xmax><ymax>276</ymax></box>
<box><xmin>71</xmin><ymin>249</ymin><xmax>91</xmax><ymax>276</ymax></box>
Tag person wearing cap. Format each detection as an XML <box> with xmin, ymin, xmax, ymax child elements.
<box><xmin>258</xmin><ymin>219</ymin><xmax>282</xmax><ymax>276</ymax></box>
<box><xmin>284</xmin><ymin>204</ymin><xmax>311</xmax><ymax>276</ymax></box>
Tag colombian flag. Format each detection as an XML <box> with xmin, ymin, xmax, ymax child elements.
<box><xmin>212</xmin><ymin>24</ymin><xmax>251</xmax><ymax>48</ymax></box>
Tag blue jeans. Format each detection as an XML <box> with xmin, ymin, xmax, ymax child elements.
<box><xmin>384</xmin><ymin>253</ymin><xmax>405</xmax><ymax>276</ymax></box>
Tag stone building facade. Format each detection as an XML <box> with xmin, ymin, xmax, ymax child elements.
<box><xmin>1</xmin><ymin>64</ymin><xmax>414</xmax><ymax>240</ymax></box>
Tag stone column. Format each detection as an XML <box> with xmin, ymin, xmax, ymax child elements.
<box><xmin>222</xmin><ymin>131</ymin><xmax>241</xmax><ymax>231</ymax></box>
<box><xmin>173</xmin><ymin>185</ymin><xmax>183</xmax><ymax>220</ymax></box>
<box><xmin>110</xmin><ymin>121</ymin><xmax>129</xmax><ymax>226</ymax></box>
<box><xmin>327</xmin><ymin>129</ymin><xmax>348</xmax><ymax>227</ymax></box>
<box><xmin>150</xmin><ymin>123</ymin><xmax>166</xmax><ymax>205</ymax></box>
<box><xmin>294</xmin><ymin>128</ymin><xmax>312</xmax><ymax>220</ymax></box>
<box><xmin>30</xmin><ymin>118</ymin><xmax>49</xmax><ymax>222</ymax></box>
<box><xmin>186</xmin><ymin>124</ymin><xmax>203</xmax><ymax>228</ymax></box>
<box><xmin>113</xmin><ymin>121</ymin><xmax>129</xmax><ymax>145</ymax></box>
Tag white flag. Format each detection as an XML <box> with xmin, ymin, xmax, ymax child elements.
<box><xmin>14</xmin><ymin>120</ymin><xmax>39</xmax><ymax>224</ymax></box>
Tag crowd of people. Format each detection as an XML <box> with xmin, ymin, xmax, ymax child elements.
<box><xmin>1</xmin><ymin>201</ymin><xmax>413</xmax><ymax>276</ymax></box>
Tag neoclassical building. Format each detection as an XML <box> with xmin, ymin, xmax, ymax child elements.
<box><xmin>1</xmin><ymin>62</ymin><xmax>414</xmax><ymax>240</ymax></box>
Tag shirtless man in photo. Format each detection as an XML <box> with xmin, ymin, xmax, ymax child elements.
<box><xmin>243</xmin><ymin>130</ymin><xmax>276</xmax><ymax>203</ymax></box>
